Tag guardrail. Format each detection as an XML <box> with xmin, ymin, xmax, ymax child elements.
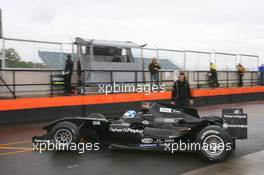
<box><xmin>0</xmin><ymin>69</ymin><xmax>260</xmax><ymax>99</ymax></box>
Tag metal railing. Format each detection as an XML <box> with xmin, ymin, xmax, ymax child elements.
<box><xmin>186</xmin><ymin>71</ymin><xmax>259</xmax><ymax>88</ymax></box>
<box><xmin>0</xmin><ymin>69</ymin><xmax>260</xmax><ymax>99</ymax></box>
<box><xmin>0</xmin><ymin>37</ymin><xmax>260</xmax><ymax>71</ymax></box>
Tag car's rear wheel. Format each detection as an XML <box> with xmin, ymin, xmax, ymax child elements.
<box><xmin>196</xmin><ymin>125</ymin><xmax>233</xmax><ymax>162</ymax></box>
<box><xmin>51</xmin><ymin>121</ymin><xmax>80</xmax><ymax>150</ymax></box>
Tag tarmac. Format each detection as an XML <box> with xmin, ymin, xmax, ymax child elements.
<box><xmin>0</xmin><ymin>100</ymin><xmax>264</xmax><ymax>175</ymax></box>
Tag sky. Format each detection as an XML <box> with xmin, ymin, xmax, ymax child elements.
<box><xmin>1</xmin><ymin>0</ymin><xmax>264</xmax><ymax>67</ymax></box>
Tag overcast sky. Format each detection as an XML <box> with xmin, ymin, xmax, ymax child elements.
<box><xmin>1</xmin><ymin>0</ymin><xmax>264</xmax><ymax>65</ymax></box>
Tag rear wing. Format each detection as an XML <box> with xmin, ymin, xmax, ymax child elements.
<box><xmin>222</xmin><ymin>109</ymin><xmax>247</xmax><ymax>139</ymax></box>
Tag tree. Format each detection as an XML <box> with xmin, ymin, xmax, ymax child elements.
<box><xmin>0</xmin><ymin>48</ymin><xmax>47</xmax><ymax>68</ymax></box>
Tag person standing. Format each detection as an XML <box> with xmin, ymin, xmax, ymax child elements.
<box><xmin>171</xmin><ymin>72</ymin><xmax>193</xmax><ymax>109</ymax></box>
<box><xmin>209</xmin><ymin>62</ymin><xmax>219</xmax><ymax>87</ymax></box>
<box><xmin>237</xmin><ymin>63</ymin><xmax>245</xmax><ymax>87</ymax></box>
<box><xmin>148</xmin><ymin>58</ymin><xmax>161</xmax><ymax>87</ymax></box>
<box><xmin>259</xmin><ymin>64</ymin><xmax>264</xmax><ymax>85</ymax></box>
<box><xmin>64</xmin><ymin>54</ymin><xmax>74</xmax><ymax>94</ymax></box>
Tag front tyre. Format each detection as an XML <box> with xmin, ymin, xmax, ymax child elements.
<box><xmin>196</xmin><ymin>125</ymin><xmax>233</xmax><ymax>162</ymax></box>
<box><xmin>51</xmin><ymin>121</ymin><xmax>80</xmax><ymax>150</ymax></box>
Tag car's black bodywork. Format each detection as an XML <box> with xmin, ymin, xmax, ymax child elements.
<box><xmin>32</xmin><ymin>102</ymin><xmax>242</xmax><ymax>162</ymax></box>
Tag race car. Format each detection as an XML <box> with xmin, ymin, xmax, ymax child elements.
<box><xmin>32</xmin><ymin>102</ymin><xmax>244</xmax><ymax>162</ymax></box>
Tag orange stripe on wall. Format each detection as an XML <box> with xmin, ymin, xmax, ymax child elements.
<box><xmin>1</xmin><ymin>86</ymin><xmax>264</xmax><ymax>112</ymax></box>
<box><xmin>1</xmin><ymin>92</ymin><xmax>171</xmax><ymax>111</ymax></box>
<box><xmin>192</xmin><ymin>86</ymin><xmax>264</xmax><ymax>97</ymax></box>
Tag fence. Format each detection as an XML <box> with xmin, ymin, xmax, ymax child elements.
<box><xmin>0</xmin><ymin>38</ymin><xmax>260</xmax><ymax>71</ymax></box>
<box><xmin>0</xmin><ymin>69</ymin><xmax>259</xmax><ymax>99</ymax></box>
<box><xmin>0</xmin><ymin>37</ymin><xmax>74</xmax><ymax>70</ymax></box>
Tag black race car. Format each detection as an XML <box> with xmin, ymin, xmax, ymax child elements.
<box><xmin>32</xmin><ymin>102</ymin><xmax>245</xmax><ymax>162</ymax></box>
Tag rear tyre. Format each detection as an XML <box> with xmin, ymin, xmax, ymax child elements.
<box><xmin>196</xmin><ymin>125</ymin><xmax>233</xmax><ymax>162</ymax></box>
<box><xmin>51</xmin><ymin>121</ymin><xmax>80</xmax><ymax>150</ymax></box>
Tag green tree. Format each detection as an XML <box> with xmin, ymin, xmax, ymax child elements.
<box><xmin>0</xmin><ymin>48</ymin><xmax>47</xmax><ymax>68</ymax></box>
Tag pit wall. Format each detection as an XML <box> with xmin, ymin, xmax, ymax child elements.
<box><xmin>0</xmin><ymin>86</ymin><xmax>264</xmax><ymax>124</ymax></box>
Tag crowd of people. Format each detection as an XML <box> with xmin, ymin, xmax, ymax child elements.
<box><xmin>208</xmin><ymin>62</ymin><xmax>247</xmax><ymax>87</ymax></box>
<box><xmin>208</xmin><ymin>62</ymin><xmax>264</xmax><ymax>87</ymax></box>
<box><xmin>147</xmin><ymin>58</ymin><xmax>264</xmax><ymax>108</ymax></box>
<box><xmin>147</xmin><ymin>57</ymin><xmax>263</xmax><ymax>91</ymax></box>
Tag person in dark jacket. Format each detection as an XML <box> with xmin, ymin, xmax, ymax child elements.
<box><xmin>64</xmin><ymin>54</ymin><xmax>73</xmax><ymax>94</ymax></box>
<box><xmin>171</xmin><ymin>72</ymin><xmax>193</xmax><ymax>108</ymax></box>
<box><xmin>258</xmin><ymin>64</ymin><xmax>264</xmax><ymax>85</ymax></box>
<box><xmin>148</xmin><ymin>58</ymin><xmax>161</xmax><ymax>87</ymax></box>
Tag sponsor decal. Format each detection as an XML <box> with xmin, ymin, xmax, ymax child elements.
<box><xmin>172</xmin><ymin>109</ymin><xmax>183</xmax><ymax>114</ymax></box>
<box><xmin>92</xmin><ymin>121</ymin><xmax>101</xmax><ymax>125</ymax></box>
<box><xmin>159</xmin><ymin>107</ymin><xmax>172</xmax><ymax>113</ymax></box>
<box><xmin>142</xmin><ymin>120</ymin><xmax>149</xmax><ymax>125</ymax></box>
<box><xmin>234</xmin><ymin>109</ymin><xmax>242</xmax><ymax>114</ymax></box>
<box><xmin>223</xmin><ymin>123</ymin><xmax>228</xmax><ymax>129</ymax></box>
<box><xmin>33</xmin><ymin>139</ymin><xmax>50</xmax><ymax>143</ymax></box>
<box><xmin>109</xmin><ymin>127</ymin><xmax>143</xmax><ymax>134</ymax></box>
<box><xmin>223</xmin><ymin>124</ymin><xmax>247</xmax><ymax>128</ymax></box>
<box><xmin>159</xmin><ymin>108</ymin><xmax>183</xmax><ymax>114</ymax></box>
<box><xmin>223</xmin><ymin>114</ymin><xmax>247</xmax><ymax>119</ymax></box>
<box><xmin>139</xmin><ymin>144</ymin><xmax>158</xmax><ymax>148</ymax></box>
<box><xmin>163</xmin><ymin>118</ymin><xmax>177</xmax><ymax>123</ymax></box>
<box><xmin>141</xmin><ymin>138</ymin><xmax>153</xmax><ymax>144</ymax></box>
<box><xmin>155</xmin><ymin>118</ymin><xmax>179</xmax><ymax>123</ymax></box>
<box><xmin>168</xmin><ymin>135</ymin><xmax>177</xmax><ymax>138</ymax></box>
<box><xmin>164</xmin><ymin>139</ymin><xmax>174</xmax><ymax>142</ymax></box>
<box><xmin>153</xmin><ymin>138</ymin><xmax>164</xmax><ymax>144</ymax></box>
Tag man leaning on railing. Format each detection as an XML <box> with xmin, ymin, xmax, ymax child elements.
<box><xmin>237</xmin><ymin>63</ymin><xmax>245</xmax><ymax>87</ymax></box>
<box><xmin>148</xmin><ymin>58</ymin><xmax>161</xmax><ymax>87</ymax></box>
<box><xmin>208</xmin><ymin>62</ymin><xmax>219</xmax><ymax>87</ymax></box>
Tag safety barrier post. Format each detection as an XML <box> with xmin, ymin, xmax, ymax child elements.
<box><xmin>135</xmin><ymin>71</ymin><xmax>138</xmax><ymax>91</ymax></box>
<box><xmin>159</xmin><ymin>71</ymin><xmax>162</xmax><ymax>92</ymax></box>
<box><xmin>251</xmin><ymin>72</ymin><xmax>254</xmax><ymax>86</ymax></box>
<box><xmin>197</xmin><ymin>71</ymin><xmax>200</xmax><ymax>89</ymax></box>
<box><xmin>12</xmin><ymin>70</ymin><xmax>16</xmax><ymax>99</ymax></box>
<box><xmin>1</xmin><ymin>38</ymin><xmax>5</xmax><ymax>69</ymax></box>
<box><xmin>82</xmin><ymin>70</ymin><xmax>85</xmax><ymax>95</ymax></box>
<box><xmin>50</xmin><ymin>71</ymin><xmax>53</xmax><ymax>97</ymax></box>
<box><xmin>110</xmin><ymin>71</ymin><xmax>113</xmax><ymax>94</ymax></box>
<box><xmin>226</xmin><ymin>71</ymin><xmax>229</xmax><ymax>88</ymax></box>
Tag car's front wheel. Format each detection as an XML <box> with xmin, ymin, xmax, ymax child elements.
<box><xmin>51</xmin><ymin>121</ymin><xmax>80</xmax><ymax>150</ymax></box>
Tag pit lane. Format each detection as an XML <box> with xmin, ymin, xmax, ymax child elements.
<box><xmin>1</xmin><ymin>101</ymin><xmax>264</xmax><ymax>175</ymax></box>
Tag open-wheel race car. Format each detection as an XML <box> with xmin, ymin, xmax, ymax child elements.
<box><xmin>33</xmin><ymin>102</ymin><xmax>246</xmax><ymax>162</ymax></box>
